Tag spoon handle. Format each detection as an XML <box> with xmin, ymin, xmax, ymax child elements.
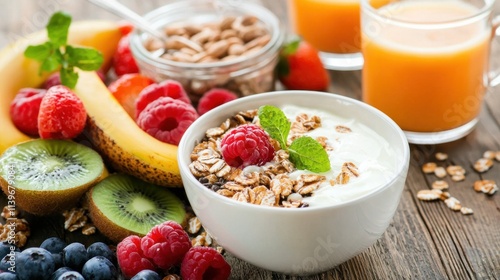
<box><xmin>86</xmin><ymin>0</ymin><xmax>166</xmax><ymax>40</ymax></box>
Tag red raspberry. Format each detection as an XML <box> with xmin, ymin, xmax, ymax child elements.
<box><xmin>180</xmin><ymin>247</ymin><xmax>231</xmax><ymax>280</ymax></box>
<box><xmin>140</xmin><ymin>221</ymin><xmax>192</xmax><ymax>270</ymax></box>
<box><xmin>197</xmin><ymin>88</ymin><xmax>237</xmax><ymax>115</ymax></box>
<box><xmin>113</xmin><ymin>34</ymin><xmax>139</xmax><ymax>76</ymax></box>
<box><xmin>9</xmin><ymin>88</ymin><xmax>46</xmax><ymax>136</ymax></box>
<box><xmin>135</xmin><ymin>80</ymin><xmax>191</xmax><ymax>119</ymax></box>
<box><xmin>117</xmin><ymin>235</ymin><xmax>157</xmax><ymax>279</ymax></box>
<box><xmin>220</xmin><ymin>124</ymin><xmax>275</xmax><ymax>168</ymax></box>
<box><xmin>37</xmin><ymin>85</ymin><xmax>87</xmax><ymax>139</ymax></box>
<box><xmin>136</xmin><ymin>97</ymin><xmax>198</xmax><ymax>145</ymax></box>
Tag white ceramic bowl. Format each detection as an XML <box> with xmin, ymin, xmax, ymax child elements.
<box><xmin>177</xmin><ymin>91</ymin><xmax>410</xmax><ymax>275</ymax></box>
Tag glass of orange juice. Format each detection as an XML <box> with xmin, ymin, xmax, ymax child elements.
<box><xmin>361</xmin><ymin>0</ymin><xmax>500</xmax><ymax>144</ymax></box>
<box><xmin>288</xmin><ymin>0</ymin><xmax>366</xmax><ymax>70</ymax></box>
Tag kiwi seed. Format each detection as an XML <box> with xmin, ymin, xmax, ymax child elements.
<box><xmin>87</xmin><ymin>173</ymin><xmax>186</xmax><ymax>243</ymax></box>
<box><xmin>0</xmin><ymin>139</ymin><xmax>104</xmax><ymax>215</ymax></box>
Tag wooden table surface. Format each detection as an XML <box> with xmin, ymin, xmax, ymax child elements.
<box><xmin>1</xmin><ymin>1</ymin><xmax>499</xmax><ymax>279</ymax></box>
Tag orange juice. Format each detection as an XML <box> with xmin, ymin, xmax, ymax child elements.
<box><xmin>362</xmin><ymin>1</ymin><xmax>490</xmax><ymax>132</ymax></box>
<box><xmin>289</xmin><ymin>0</ymin><xmax>361</xmax><ymax>53</ymax></box>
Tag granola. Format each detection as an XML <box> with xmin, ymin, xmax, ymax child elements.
<box><xmin>188</xmin><ymin>105</ymin><xmax>395</xmax><ymax>208</ymax></box>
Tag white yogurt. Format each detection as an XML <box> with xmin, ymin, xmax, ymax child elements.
<box><xmin>248</xmin><ymin>104</ymin><xmax>398</xmax><ymax>207</ymax></box>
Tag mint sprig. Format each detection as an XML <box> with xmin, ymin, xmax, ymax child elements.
<box><xmin>24</xmin><ymin>11</ymin><xmax>104</xmax><ymax>88</ymax></box>
<box><xmin>258</xmin><ymin>105</ymin><xmax>331</xmax><ymax>173</ymax></box>
<box><xmin>258</xmin><ymin>105</ymin><xmax>290</xmax><ymax>150</ymax></box>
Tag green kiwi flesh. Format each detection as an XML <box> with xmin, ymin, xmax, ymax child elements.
<box><xmin>88</xmin><ymin>173</ymin><xmax>186</xmax><ymax>242</ymax></box>
<box><xmin>0</xmin><ymin>139</ymin><xmax>104</xmax><ymax>215</ymax></box>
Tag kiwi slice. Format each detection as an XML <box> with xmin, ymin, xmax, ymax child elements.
<box><xmin>0</xmin><ymin>139</ymin><xmax>104</xmax><ymax>215</ymax></box>
<box><xmin>87</xmin><ymin>173</ymin><xmax>186</xmax><ymax>243</ymax></box>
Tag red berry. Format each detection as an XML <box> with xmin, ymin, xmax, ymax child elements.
<box><xmin>118</xmin><ymin>20</ymin><xmax>134</xmax><ymax>36</ymax></box>
<box><xmin>220</xmin><ymin>124</ymin><xmax>275</xmax><ymax>168</ymax></box>
<box><xmin>277</xmin><ymin>39</ymin><xmax>330</xmax><ymax>91</ymax></box>
<box><xmin>43</xmin><ymin>72</ymin><xmax>62</xmax><ymax>89</ymax></box>
<box><xmin>136</xmin><ymin>97</ymin><xmax>198</xmax><ymax>145</ymax></box>
<box><xmin>108</xmin><ymin>73</ymin><xmax>155</xmax><ymax>118</ymax></box>
<box><xmin>181</xmin><ymin>247</ymin><xmax>231</xmax><ymax>280</ymax></box>
<box><xmin>37</xmin><ymin>85</ymin><xmax>87</xmax><ymax>139</ymax></box>
<box><xmin>140</xmin><ymin>221</ymin><xmax>192</xmax><ymax>270</ymax></box>
<box><xmin>113</xmin><ymin>34</ymin><xmax>139</xmax><ymax>76</ymax></box>
<box><xmin>135</xmin><ymin>80</ymin><xmax>191</xmax><ymax>119</ymax></box>
<box><xmin>197</xmin><ymin>88</ymin><xmax>237</xmax><ymax>115</ymax></box>
<box><xmin>117</xmin><ymin>235</ymin><xmax>157</xmax><ymax>279</ymax></box>
<box><xmin>9</xmin><ymin>88</ymin><xmax>46</xmax><ymax>136</ymax></box>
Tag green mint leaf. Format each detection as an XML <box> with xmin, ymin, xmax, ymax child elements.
<box><xmin>47</xmin><ymin>11</ymin><xmax>71</xmax><ymax>47</ymax></box>
<box><xmin>258</xmin><ymin>105</ymin><xmax>290</xmax><ymax>150</ymax></box>
<box><xmin>40</xmin><ymin>55</ymin><xmax>60</xmax><ymax>73</ymax></box>
<box><xmin>288</xmin><ymin>136</ymin><xmax>331</xmax><ymax>173</ymax></box>
<box><xmin>24</xmin><ymin>42</ymin><xmax>54</xmax><ymax>61</ymax></box>
<box><xmin>65</xmin><ymin>46</ymin><xmax>104</xmax><ymax>71</ymax></box>
<box><xmin>60</xmin><ymin>67</ymin><xmax>78</xmax><ymax>89</ymax></box>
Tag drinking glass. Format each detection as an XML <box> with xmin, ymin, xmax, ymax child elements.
<box><xmin>288</xmin><ymin>0</ymin><xmax>366</xmax><ymax>70</ymax></box>
<box><xmin>361</xmin><ymin>0</ymin><xmax>500</xmax><ymax>144</ymax></box>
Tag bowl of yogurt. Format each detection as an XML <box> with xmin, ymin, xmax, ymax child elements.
<box><xmin>177</xmin><ymin>91</ymin><xmax>410</xmax><ymax>275</ymax></box>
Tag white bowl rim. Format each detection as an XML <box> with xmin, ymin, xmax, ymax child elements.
<box><xmin>178</xmin><ymin>90</ymin><xmax>410</xmax><ymax>213</ymax></box>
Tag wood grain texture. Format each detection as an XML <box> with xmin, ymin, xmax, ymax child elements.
<box><xmin>0</xmin><ymin>1</ymin><xmax>499</xmax><ymax>279</ymax></box>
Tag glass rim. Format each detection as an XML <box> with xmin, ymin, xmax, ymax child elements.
<box><xmin>361</xmin><ymin>0</ymin><xmax>495</xmax><ymax>29</ymax></box>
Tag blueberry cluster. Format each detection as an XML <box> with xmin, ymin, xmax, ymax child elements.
<box><xmin>0</xmin><ymin>238</ymin><xmax>120</xmax><ymax>280</ymax></box>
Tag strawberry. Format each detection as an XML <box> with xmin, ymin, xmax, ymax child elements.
<box><xmin>108</xmin><ymin>73</ymin><xmax>155</xmax><ymax>118</ymax></box>
<box><xmin>113</xmin><ymin>34</ymin><xmax>139</xmax><ymax>76</ymax></box>
<box><xmin>118</xmin><ymin>21</ymin><xmax>134</xmax><ymax>36</ymax></box>
<box><xmin>277</xmin><ymin>39</ymin><xmax>330</xmax><ymax>91</ymax></box>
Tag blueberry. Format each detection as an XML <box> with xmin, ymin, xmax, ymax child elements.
<box><xmin>17</xmin><ymin>247</ymin><xmax>55</xmax><ymax>280</ymax></box>
<box><xmin>0</xmin><ymin>251</ymin><xmax>18</xmax><ymax>273</ymax></box>
<box><xmin>41</xmin><ymin>237</ymin><xmax>67</xmax><ymax>254</ymax></box>
<box><xmin>0</xmin><ymin>272</ymin><xmax>17</xmax><ymax>280</ymax></box>
<box><xmin>62</xmin><ymin>243</ymin><xmax>88</xmax><ymax>271</ymax></box>
<box><xmin>50</xmin><ymin>266</ymin><xmax>73</xmax><ymax>280</ymax></box>
<box><xmin>0</xmin><ymin>242</ymin><xmax>19</xmax><ymax>260</ymax></box>
<box><xmin>131</xmin><ymin>269</ymin><xmax>161</xmax><ymax>280</ymax></box>
<box><xmin>56</xmin><ymin>271</ymin><xmax>85</xmax><ymax>280</ymax></box>
<box><xmin>81</xmin><ymin>256</ymin><xmax>118</xmax><ymax>280</ymax></box>
<box><xmin>87</xmin><ymin>242</ymin><xmax>116</xmax><ymax>264</ymax></box>
<box><xmin>52</xmin><ymin>252</ymin><xmax>63</xmax><ymax>268</ymax></box>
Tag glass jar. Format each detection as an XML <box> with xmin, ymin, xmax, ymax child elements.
<box><xmin>129</xmin><ymin>0</ymin><xmax>285</xmax><ymax>104</ymax></box>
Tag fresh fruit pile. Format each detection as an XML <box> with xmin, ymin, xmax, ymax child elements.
<box><xmin>0</xmin><ymin>6</ymin><xmax>331</xmax><ymax>280</ymax></box>
<box><xmin>0</xmin><ymin>237</ymin><xmax>118</xmax><ymax>280</ymax></box>
<box><xmin>117</xmin><ymin>221</ymin><xmax>230</xmax><ymax>280</ymax></box>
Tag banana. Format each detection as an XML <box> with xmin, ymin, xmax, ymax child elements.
<box><xmin>0</xmin><ymin>20</ymin><xmax>122</xmax><ymax>154</ymax></box>
<box><xmin>74</xmin><ymin>71</ymin><xmax>182</xmax><ymax>187</ymax></box>
<box><xmin>0</xmin><ymin>20</ymin><xmax>182</xmax><ymax>187</ymax></box>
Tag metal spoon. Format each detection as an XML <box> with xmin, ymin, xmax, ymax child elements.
<box><xmin>86</xmin><ymin>0</ymin><xmax>167</xmax><ymax>41</ymax></box>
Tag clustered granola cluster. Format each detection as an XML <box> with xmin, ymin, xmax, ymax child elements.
<box><xmin>189</xmin><ymin>109</ymin><xmax>358</xmax><ymax>208</ymax></box>
<box><xmin>417</xmin><ymin>150</ymin><xmax>499</xmax><ymax>214</ymax></box>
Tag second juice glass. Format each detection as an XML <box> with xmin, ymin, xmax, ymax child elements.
<box><xmin>288</xmin><ymin>0</ymin><xmax>388</xmax><ymax>70</ymax></box>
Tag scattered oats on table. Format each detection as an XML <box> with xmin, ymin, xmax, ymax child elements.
<box><xmin>422</xmin><ymin>162</ymin><xmax>437</xmax><ymax>173</ymax></box>
<box><xmin>435</xmin><ymin>152</ymin><xmax>448</xmax><ymax>161</ymax></box>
